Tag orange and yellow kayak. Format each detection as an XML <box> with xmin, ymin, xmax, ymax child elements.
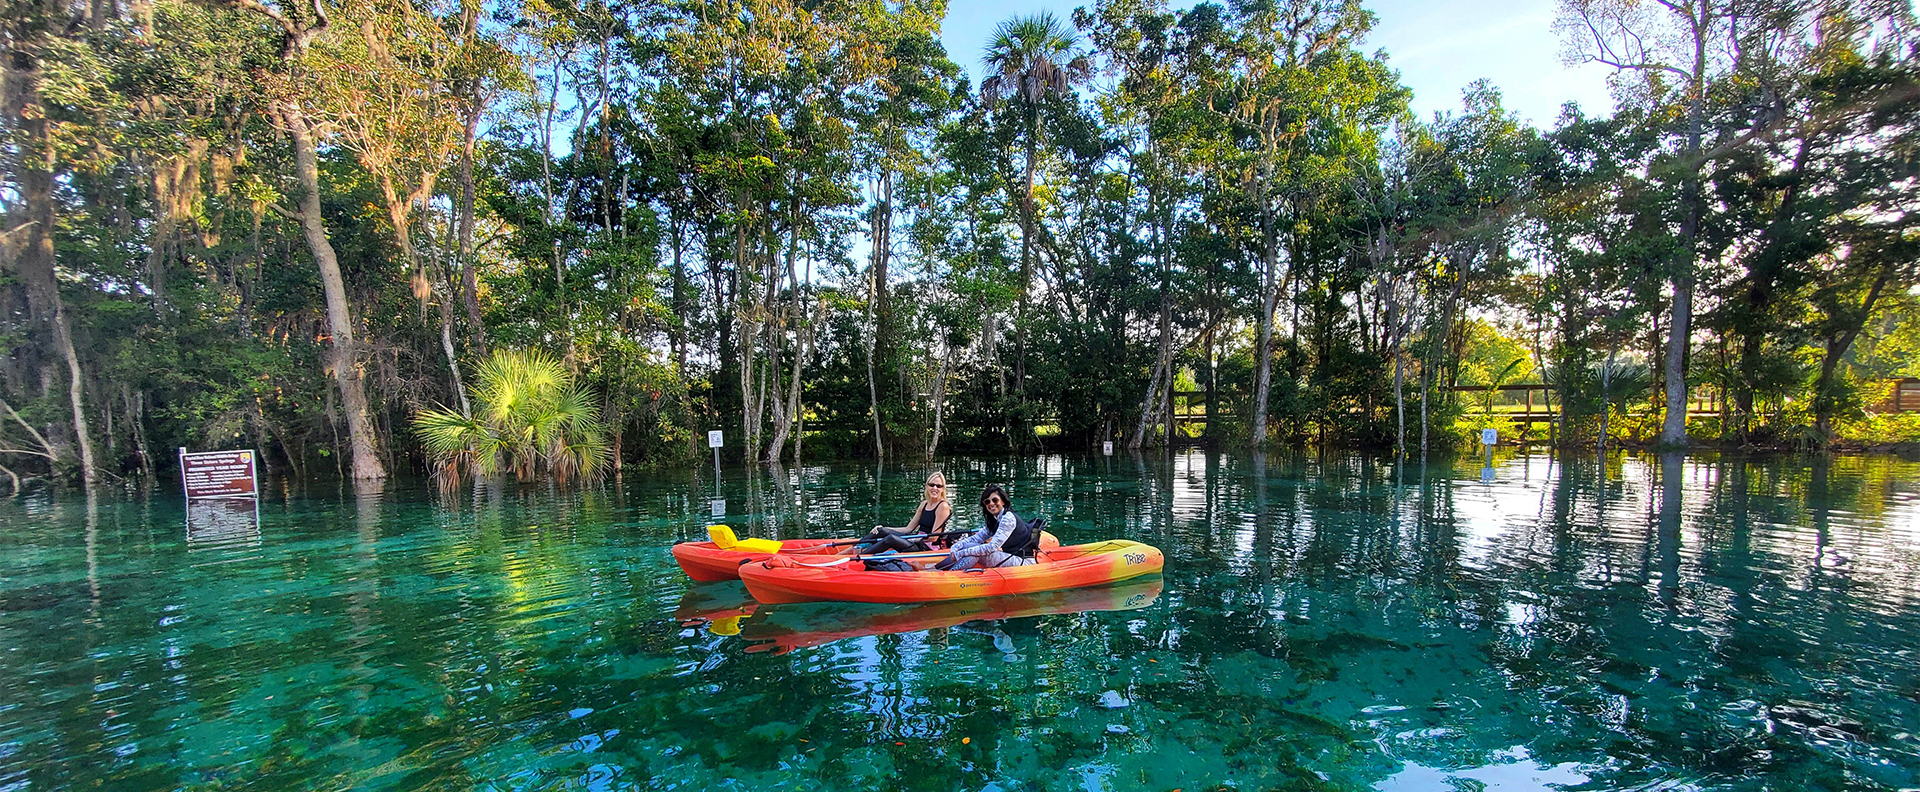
<box><xmin>738</xmin><ymin>539</ymin><xmax>1164</xmax><ymax>604</ymax></box>
<box><xmin>670</xmin><ymin>538</ymin><xmax>842</xmax><ymax>582</ymax></box>
<box><xmin>672</xmin><ymin>530</ymin><xmax>1061</xmax><ymax>582</ymax></box>
<box><xmin>740</xmin><ymin>576</ymin><xmax>1162</xmax><ymax>654</ymax></box>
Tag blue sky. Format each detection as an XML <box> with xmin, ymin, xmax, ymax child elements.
<box><xmin>941</xmin><ymin>0</ymin><xmax>1617</xmax><ymax>128</ymax></box>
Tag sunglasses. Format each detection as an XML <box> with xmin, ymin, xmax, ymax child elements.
<box><xmin>926</xmin><ymin>483</ymin><xmax>944</xmax><ymax>489</ymax></box>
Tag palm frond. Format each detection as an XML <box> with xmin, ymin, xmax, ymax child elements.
<box><xmin>410</xmin><ymin>347</ymin><xmax>612</xmax><ymax>488</ymax></box>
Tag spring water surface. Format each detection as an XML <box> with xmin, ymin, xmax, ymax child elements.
<box><xmin>3</xmin><ymin>451</ymin><xmax>1918</xmax><ymax>791</ymax></box>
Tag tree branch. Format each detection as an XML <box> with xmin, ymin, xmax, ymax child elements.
<box><xmin>0</xmin><ymin>398</ymin><xmax>58</xmax><ymax>460</ymax></box>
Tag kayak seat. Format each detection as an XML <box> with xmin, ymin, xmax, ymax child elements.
<box><xmin>708</xmin><ymin>524</ymin><xmax>783</xmax><ymax>554</ymax></box>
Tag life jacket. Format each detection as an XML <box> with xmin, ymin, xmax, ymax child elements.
<box><xmin>987</xmin><ymin>512</ymin><xmax>1043</xmax><ymax>559</ymax></box>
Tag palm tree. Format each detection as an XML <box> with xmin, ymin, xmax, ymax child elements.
<box><xmin>981</xmin><ymin>12</ymin><xmax>1090</xmax><ymax>399</ymax></box>
<box><xmin>413</xmin><ymin>349</ymin><xmax>611</xmax><ymax>485</ymax></box>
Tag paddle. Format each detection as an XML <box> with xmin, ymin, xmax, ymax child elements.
<box><xmin>787</xmin><ymin>550</ymin><xmax>954</xmax><ymax>568</ymax></box>
<box><xmin>823</xmin><ymin>528</ymin><xmax>974</xmax><ymax>547</ymax></box>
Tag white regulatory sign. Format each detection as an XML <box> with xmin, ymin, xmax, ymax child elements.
<box><xmin>708</xmin><ymin>430</ymin><xmax>724</xmax><ymax>449</ymax></box>
<box><xmin>710</xmin><ymin>499</ymin><xmax>726</xmax><ymax>517</ymax></box>
<box><xmin>1102</xmin><ymin>441</ymin><xmax>1114</xmax><ymax>456</ymax></box>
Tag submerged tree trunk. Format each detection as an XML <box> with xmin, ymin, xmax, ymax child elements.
<box><xmin>766</xmin><ymin>217</ymin><xmax>806</xmax><ymax>464</ymax></box>
<box><xmin>282</xmin><ymin>102</ymin><xmax>386</xmax><ymax>481</ymax></box>
<box><xmin>1250</xmin><ymin>194</ymin><xmax>1280</xmax><ymax>447</ymax></box>
<box><xmin>13</xmin><ymin>55</ymin><xmax>100</xmax><ymax>488</ymax></box>
<box><xmin>1132</xmin><ymin>184</ymin><xmax>1174</xmax><ymax>451</ymax></box>
<box><xmin>1660</xmin><ymin>12</ymin><xmax>1712</xmax><ymax>448</ymax></box>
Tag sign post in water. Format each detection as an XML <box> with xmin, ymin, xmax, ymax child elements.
<box><xmin>179</xmin><ymin>448</ymin><xmax>261</xmax><ymax>544</ymax></box>
<box><xmin>179</xmin><ymin>448</ymin><xmax>258</xmax><ymax>500</ymax></box>
<box><xmin>708</xmin><ymin>430</ymin><xmax>723</xmax><ymax>481</ymax></box>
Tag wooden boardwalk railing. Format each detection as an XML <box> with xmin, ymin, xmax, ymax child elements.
<box><xmin>1154</xmin><ymin>379</ymin><xmax>1917</xmax><ymax>434</ymax></box>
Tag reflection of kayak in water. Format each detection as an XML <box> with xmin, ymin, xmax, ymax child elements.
<box><xmin>738</xmin><ymin>575</ymin><xmax>1163</xmax><ymax>655</ymax></box>
<box><xmin>672</xmin><ymin>581</ymin><xmax>759</xmax><ymax>635</ymax></box>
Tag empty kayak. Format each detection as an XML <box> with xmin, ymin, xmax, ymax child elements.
<box><xmin>740</xmin><ymin>576</ymin><xmax>1163</xmax><ymax>655</ymax></box>
<box><xmin>670</xmin><ymin>537</ymin><xmax>841</xmax><ymax>582</ymax></box>
<box><xmin>739</xmin><ymin>539</ymin><xmax>1164</xmax><ymax>604</ymax></box>
<box><xmin>672</xmin><ymin>528</ymin><xmax>1060</xmax><ymax>582</ymax></box>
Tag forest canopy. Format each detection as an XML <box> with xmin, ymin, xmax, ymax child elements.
<box><xmin>2</xmin><ymin>0</ymin><xmax>1917</xmax><ymax>491</ymax></box>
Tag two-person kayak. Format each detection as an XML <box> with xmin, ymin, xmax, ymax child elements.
<box><xmin>670</xmin><ymin>525</ymin><xmax>1060</xmax><ymax>582</ymax></box>
<box><xmin>739</xmin><ymin>539</ymin><xmax>1164</xmax><ymax>604</ymax></box>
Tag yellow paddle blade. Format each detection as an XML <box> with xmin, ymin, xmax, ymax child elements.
<box><xmin>708</xmin><ymin>524</ymin><xmax>739</xmax><ymax>548</ymax></box>
<box><xmin>708</xmin><ymin>615</ymin><xmax>743</xmax><ymax>636</ymax></box>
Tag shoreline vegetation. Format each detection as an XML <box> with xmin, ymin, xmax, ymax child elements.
<box><xmin>3</xmin><ymin>1</ymin><xmax>1918</xmax><ymax>493</ymax></box>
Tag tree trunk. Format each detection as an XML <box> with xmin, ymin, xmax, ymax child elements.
<box><xmin>14</xmin><ymin>60</ymin><xmax>100</xmax><ymax>488</ymax></box>
<box><xmin>1660</xmin><ymin>9</ymin><xmax>1712</xmax><ymax>448</ymax></box>
<box><xmin>457</xmin><ymin>106</ymin><xmax>487</xmax><ymax>353</ymax></box>
<box><xmin>1132</xmin><ymin>192</ymin><xmax>1174</xmax><ymax>450</ymax></box>
<box><xmin>125</xmin><ymin>386</ymin><xmax>156</xmax><ymax>488</ymax></box>
<box><xmin>929</xmin><ymin>344</ymin><xmax>952</xmax><ymax>460</ymax></box>
<box><xmin>1015</xmin><ymin>116</ymin><xmax>1035</xmax><ymax>403</ymax></box>
<box><xmin>281</xmin><ymin>101</ymin><xmax>386</xmax><ymax>481</ymax></box>
<box><xmin>869</xmin><ymin>171</ymin><xmax>896</xmax><ymax>455</ymax></box>
<box><xmin>1385</xmin><ymin>269</ymin><xmax>1409</xmax><ymax>458</ymax></box>
<box><xmin>670</xmin><ymin>213</ymin><xmax>688</xmax><ymax>376</ymax></box>
<box><xmin>1732</xmin><ymin>138</ymin><xmax>1812</xmax><ymax>439</ymax></box>
<box><xmin>1812</xmin><ymin>264</ymin><xmax>1892</xmax><ymax>439</ymax></box>
<box><xmin>766</xmin><ymin>212</ymin><xmax>805</xmax><ymax>464</ymax></box>
<box><xmin>1250</xmin><ymin>192</ymin><xmax>1280</xmax><ymax>447</ymax></box>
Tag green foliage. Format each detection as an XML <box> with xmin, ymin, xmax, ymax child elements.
<box><xmin>6</xmin><ymin>0</ymin><xmax>1919</xmax><ymax>494</ymax></box>
<box><xmin>413</xmin><ymin>350</ymin><xmax>610</xmax><ymax>485</ymax></box>
<box><xmin>1836</xmin><ymin>412</ymin><xmax>1920</xmax><ymax>447</ymax></box>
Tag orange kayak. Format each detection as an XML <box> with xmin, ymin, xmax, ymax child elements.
<box><xmin>671</xmin><ymin>537</ymin><xmax>842</xmax><ymax>582</ymax></box>
<box><xmin>739</xmin><ymin>539</ymin><xmax>1164</xmax><ymax>604</ymax></box>
<box><xmin>740</xmin><ymin>576</ymin><xmax>1162</xmax><ymax>654</ymax></box>
<box><xmin>671</xmin><ymin>531</ymin><xmax>1061</xmax><ymax>582</ymax></box>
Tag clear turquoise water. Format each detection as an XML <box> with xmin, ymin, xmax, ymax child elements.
<box><xmin>3</xmin><ymin>452</ymin><xmax>1919</xmax><ymax>791</ymax></box>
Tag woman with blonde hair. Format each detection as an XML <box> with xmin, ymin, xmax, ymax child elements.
<box><xmin>838</xmin><ymin>471</ymin><xmax>956</xmax><ymax>556</ymax></box>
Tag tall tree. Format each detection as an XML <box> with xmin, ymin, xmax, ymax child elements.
<box><xmin>1199</xmin><ymin>0</ymin><xmax>1402</xmax><ymax>446</ymax></box>
<box><xmin>981</xmin><ymin>11</ymin><xmax>1090</xmax><ymax>413</ymax></box>
<box><xmin>224</xmin><ymin>0</ymin><xmax>388</xmax><ymax>480</ymax></box>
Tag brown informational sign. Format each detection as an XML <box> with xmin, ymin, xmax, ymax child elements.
<box><xmin>179</xmin><ymin>448</ymin><xmax>258</xmax><ymax>500</ymax></box>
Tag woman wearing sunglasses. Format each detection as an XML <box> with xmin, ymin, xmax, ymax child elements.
<box><xmin>936</xmin><ymin>484</ymin><xmax>1039</xmax><ymax>570</ymax></box>
<box><xmin>838</xmin><ymin>472</ymin><xmax>955</xmax><ymax>556</ymax></box>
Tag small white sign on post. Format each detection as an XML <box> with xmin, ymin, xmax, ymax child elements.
<box><xmin>710</xmin><ymin>499</ymin><xmax>726</xmax><ymax>517</ymax></box>
<box><xmin>1480</xmin><ymin>428</ymin><xmax>1498</xmax><ymax>447</ymax></box>
<box><xmin>708</xmin><ymin>430</ymin><xmax>724</xmax><ymax>449</ymax></box>
<box><xmin>1102</xmin><ymin>441</ymin><xmax>1114</xmax><ymax>456</ymax></box>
